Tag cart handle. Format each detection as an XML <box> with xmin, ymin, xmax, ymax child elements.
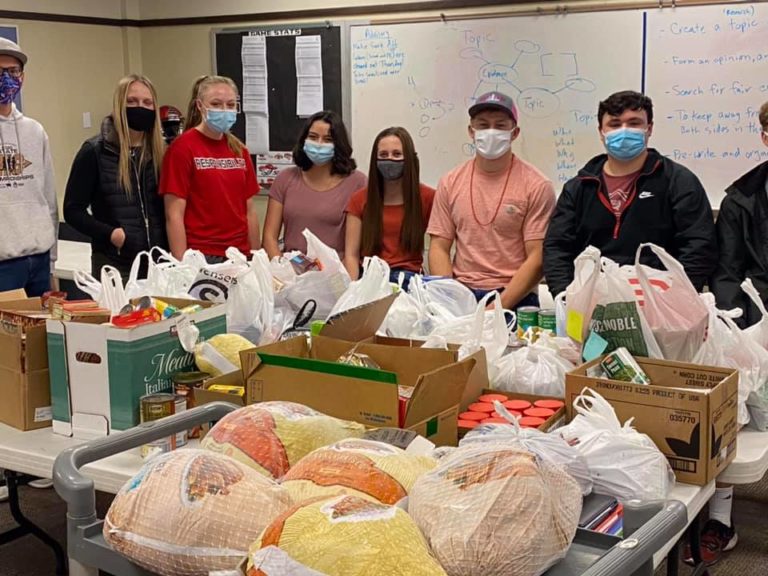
<box><xmin>53</xmin><ymin>401</ymin><xmax>239</xmax><ymax>521</ymax></box>
<box><xmin>581</xmin><ymin>500</ymin><xmax>687</xmax><ymax>576</ymax></box>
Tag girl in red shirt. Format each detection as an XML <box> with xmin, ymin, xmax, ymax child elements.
<box><xmin>344</xmin><ymin>127</ymin><xmax>435</xmax><ymax>288</ymax></box>
<box><xmin>160</xmin><ymin>75</ymin><xmax>260</xmax><ymax>262</ymax></box>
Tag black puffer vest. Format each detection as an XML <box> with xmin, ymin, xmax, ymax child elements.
<box><xmin>87</xmin><ymin>116</ymin><xmax>167</xmax><ymax>265</ymax></box>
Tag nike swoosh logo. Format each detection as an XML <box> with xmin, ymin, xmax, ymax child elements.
<box><xmin>638</xmin><ymin>191</ymin><xmax>654</xmax><ymax>199</ymax></box>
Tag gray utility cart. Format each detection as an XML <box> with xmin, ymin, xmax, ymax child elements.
<box><xmin>53</xmin><ymin>401</ymin><xmax>689</xmax><ymax>576</ymax></box>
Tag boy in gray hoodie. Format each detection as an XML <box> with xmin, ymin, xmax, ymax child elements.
<box><xmin>0</xmin><ymin>38</ymin><xmax>57</xmax><ymax>296</ymax></box>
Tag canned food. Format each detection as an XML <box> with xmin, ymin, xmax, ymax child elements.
<box><xmin>140</xmin><ymin>393</ymin><xmax>175</xmax><ymax>423</ymax></box>
<box><xmin>173</xmin><ymin>371</ymin><xmax>209</xmax><ymax>440</ymax></box>
<box><xmin>517</xmin><ymin>306</ymin><xmax>540</xmax><ymax>332</ymax></box>
<box><xmin>538</xmin><ymin>309</ymin><xmax>556</xmax><ymax>332</ymax></box>
<box><xmin>140</xmin><ymin>393</ymin><xmax>177</xmax><ymax>459</ymax></box>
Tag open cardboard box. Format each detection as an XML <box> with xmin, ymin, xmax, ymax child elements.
<box><xmin>240</xmin><ymin>334</ymin><xmax>475</xmax><ymax>447</ymax></box>
<box><xmin>0</xmin><ymin>294</ymin><xmax>53</xmax><ymax>430</ymax></box>
<box><xmin>46</xmin><ymin>297</ymin><xmax>227</xmax><ymax>438</ymax></box>
<box><xmin>566</xmin><ymin>356</ymin><xmax>738</xmax><ymax>485</ymax></box>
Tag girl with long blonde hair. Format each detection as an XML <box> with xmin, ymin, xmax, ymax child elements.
<box><xmin>64</xmin><ymin>74</ymin><xmax>167</xmax><ymax>278</ymax></box>
<box><xmin>161</xmin><ymin>75</ymin><xmax>260</xmax><ymax>262</ymax></box>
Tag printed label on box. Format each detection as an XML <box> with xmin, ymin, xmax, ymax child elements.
<box><xmin>34</xmin><ymin>406</ymin><xmax>52</xmax><ymax>422</ymax></box>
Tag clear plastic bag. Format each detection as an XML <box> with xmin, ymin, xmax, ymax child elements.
<box><xmin>281</xmin><ymin>438</ymin><xmax>436</xmax><ymax>506</ymax></box>
<box><xmin>633</xmin><ymin>244</ymin><xmax>708</xmax><ymax>362</ymax></box>
<box><xmin>104</xmin><ymin>449</ymin><xmax>291</xmax><ymax>576</ymax></box>
<box><xmin>409</xmin><ymin>443</ymin><xmax>582</xmax><ymax>576</ymax></box>
<box><xmin>226</xmin><ymin>249</ymin><xmax>275</xmax><ymax>345</ymax></box>
<box><xmin>589</xmin><ymin>257</ymin><xmax>664</xmax><ymax>358</ymax></box>
<box><xmin>557</xmin><ymin>388</ymin><xmax>675</xmax><ymax>502</ymax></box>
<box><xmin>692</xmin><ymin>293</ymin><xmax>768</xmax><ymax>427</ymax></box>
<box><xmin>247</xmin><ymin>495</ymin><xmax>446</xmax><ymax>576</ymax></box>
<box><xmin>327</xmin><ymin>256</ymin><xmax>391</xmax><ymax>319</ymax></box>
<box><xmin>201</xmin><ymin>402</ymin><xmax>366</xmax><ymax>481</ymax></box>
<box><xmin>742</xmin><ymin>279</ymin><xmax>768</xmax><ymax>430</ymax></box>
<box><xmin>491</xmin><ymin>342</ymin><xmax>574</xmax><ymax>398</ymax></box>
<box><xmin>460</xmin><ymin>406</ymin><xmax>593</xmax><ymax>495</ymax></box>
<box><xmin>428</xmin><ymin>292</ymin><xmax>512</xmax><ymax>371</ymax></box>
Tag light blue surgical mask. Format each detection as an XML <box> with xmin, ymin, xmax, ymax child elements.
<box><xmin>205</xmin><ymin>108</ymin><xmax>237</xmax><ymax>133</ymax></box>
<box><xmin>603</xmin><ymin>127</ymin><xmax>647</xmax><ymax>161</ymax></box>
<box><xmin>303</xmin><ymin>141</ymin><xmax>335</xmax><ymax>165</ymax></box>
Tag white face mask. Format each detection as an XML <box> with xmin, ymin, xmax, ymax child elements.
<box><xmin>473</xmin><ymin>128</ymin><xmax>512</xmax><ymax>160</ymax></box>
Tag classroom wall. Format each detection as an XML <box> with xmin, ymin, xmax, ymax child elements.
<box><xmin>11</xmin><ymin>19</ymin><xmax>131</xmax><ymax>210</ymax></box>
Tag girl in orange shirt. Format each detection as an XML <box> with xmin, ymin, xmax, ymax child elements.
<box><xmin>344</xmin><ymin>127</ymin><xmax>434</xmax><ymax>289</ymax></box>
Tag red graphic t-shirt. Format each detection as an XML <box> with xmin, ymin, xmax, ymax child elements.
<box><xmin>160</xmin><ymin>129</ymin><xmax>259</xmax><ymax>256</ymax></box>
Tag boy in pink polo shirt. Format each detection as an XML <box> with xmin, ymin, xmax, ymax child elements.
<box><xmin>427</xmin><ymin>91</ymin><xmax>555</xmax><ymax>309</ymax></box>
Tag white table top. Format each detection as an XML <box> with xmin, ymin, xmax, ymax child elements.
<box><xmin>0</xmin><ymin>423</ymin><xmax>199</xmax><ymax>494</ymax></box>
<box><xmin>54</xmin><ymin>240</ymin><xmax>91</xmax><ymax>281</ymax></box>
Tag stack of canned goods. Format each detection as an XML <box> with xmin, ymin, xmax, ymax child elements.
<box><xmin>516</xmin><ymin>306</ymin><xmax>556</xmax><ymax>337</ymax></box>
<box><xmin>139</xmin><ymin>393</ymin><xmax>188</xmax><ymax>459</ymax></box>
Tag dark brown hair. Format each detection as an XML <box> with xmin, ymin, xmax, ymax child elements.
<box><xmin>361</xmin><ymin>127</ymin><xmax>424</xmax><ymax>258</ymax></box>
<box><xmin>760</xmin><ymin>101</ymin><xmax>768</xmax><ymax>131</ymax></box>
<box><xmin>598</xmin><ymin>90</ymin><xmax>654</xmax><ymax>127</ymax></box>
<box><xmin>292</xmin><ymin>110</ymin><xmax>356</xmax><ymax>175</ymax></box>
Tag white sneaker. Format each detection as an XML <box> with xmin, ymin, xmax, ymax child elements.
<box><xmin>28</xmin><ymin>478</ymin><xmax>53</xmax><ymax>489</ymax></box>
<box><xmin>0</xmin><ymin>485</ymin><xmax>8</xmax><ymax>502</ymax></box>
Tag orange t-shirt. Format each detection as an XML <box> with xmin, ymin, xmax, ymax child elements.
<box><xmin>427</xmin><ymin>156</ymin><xmax>555</xmax><ymax>290</ymax></box>
<box><xmin>346</xmin><ymin>183</ymin><xmax>435</xmax><ymax>272</ymax></box>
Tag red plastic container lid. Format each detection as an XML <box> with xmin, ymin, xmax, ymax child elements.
<box><xmin>481</xmin><ymin>417</ymin><xmax>511</xmax><ymax>425</ymax></box>
<box><xmin>478</xmin><ymin>393</ymin><xmax>508</xmax><ymax>403</ymax></box>
<box><xmin>459</xmin><ymin>411</ymin><xmax>486</xmax><ymax>421</ymax></box>
<box><xmin>503</xmin><ymin>399</ymin><xmax>532</xmax><ymax>411</ymax></box>
<box><xmin>458</xmin><ymin>420</ymin><xmax>480</xmax><ymax>429</ymax></box>
<box><xmin>524</xmin><ymin>407</ymin><xmax>555</xmax><ymax>418</ymax></box>
<box><xmin>534</xmin><ymin>399</ymin><xmax>565</xmax><ymax>410</ymax></box>
<box><xmin>468</xmin><ymin>402</ymin><xmax>495</xmax><ymax>413</ymax></box>
<box><xmin>519</xmin><ymin>416</ymin><xmax>546</xmax><ymax>428</ymax></box>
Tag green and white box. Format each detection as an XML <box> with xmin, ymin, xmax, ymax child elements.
<box><xmin>46</xmin><ymin>298</ymin><xmax>227</xmax><ymax>438</ymax></box>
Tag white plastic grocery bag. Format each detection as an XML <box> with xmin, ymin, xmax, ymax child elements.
<box><xmin>327</xmin><ymin>256</ymin><xmax>391</xmax><ymax>319</ymax></box>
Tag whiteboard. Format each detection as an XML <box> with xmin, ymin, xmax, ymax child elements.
<box><xmin>645</xmin><ymin>3</ymin><xmax>768</xmax><ymax>206</ymax></box>
<box><xmin>350</xmin><ymin>13</ymin><xmax>644</xmax><ymax>189</ymax></box>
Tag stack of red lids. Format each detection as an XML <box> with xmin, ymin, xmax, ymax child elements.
<box><xmin>458</xmin><ymin>393</ymin><xmax>564</xmax><ymax>430</ymax></box>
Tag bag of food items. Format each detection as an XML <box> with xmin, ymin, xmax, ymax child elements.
<box><xmin>247</xmin><ymin>494</ymin><xmax>447</xmax><ymax>576</ymax></box>
<box><xmin>201</xmin><ymin>402</ymin><xmax>365</xmax><ymax>480</ymax></box>
<box><xmin>194</xmin><ymin>333</ymin><xmax>254</xmax><ymax>377</ymax></box>
<box><xmin>281</xmin><ymin>438</ymin><xmax>436</xmax><ymax>505</ymax></box>
<box><xmin>409</xmin><ymin>444</ymin><xmax>582</xmax><ymax>576</ymax></box>
<box><xmin>103</xmin><ymin>450</ymin><xmax>291</xmax><ymax>576</ymax></box>
<box><xmin>557</xmin><ymin>388</ymin><xmax>674</xmax><ymax>501</ymax></box>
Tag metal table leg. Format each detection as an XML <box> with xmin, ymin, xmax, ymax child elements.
<box><xmin>687</xmin><ymin>511</ymin><xmax>709</xmax><ymax>576</ymax></box>
<box><xmin>0</xmin><ymin>469</ymin><xmax>68</xmax><ymax>575</ymax></box>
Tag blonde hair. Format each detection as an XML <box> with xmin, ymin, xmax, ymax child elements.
<box><xmin>184</xmin><ymin>75</ymin><xmax>244</xmax><ymax>157</ymax></box>
<box><xmin>112</xmin><ymin>74</ymin><xmax>165</xmax><ymax>195</ymax></box>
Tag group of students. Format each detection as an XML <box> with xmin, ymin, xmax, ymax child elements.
<box><xmin>1</xmin><ymin>36</ymin><xmax>767</xmax><ymax>563</ymax></box>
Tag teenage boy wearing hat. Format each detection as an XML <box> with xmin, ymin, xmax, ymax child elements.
<box><xmin>543</xmin><ymin>90</ymin><xmax>716</xmax><ymax>299</ymax></box>
<box><xmin>427</xmin><ymin>91</ymin><xmax>556</xmax><ymax>309</ymax></box>
<box><xmin>0</xmin><ymin>38</ymin><xmax>58</xmax><ymax>296</ymax></box>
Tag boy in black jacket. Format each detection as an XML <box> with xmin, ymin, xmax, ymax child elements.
<box><xmin>698</xmin><ymin>102</ymin><xmax>768</xmax><ymax>566</ymax></box>
<box><xmin>711</xmin><ymin>102</ymin><xmax>768</xmax><ymax>328</ymax></box>
<box><xmin>543</xmin><ymin>91</ymin><xmax>717</xmax><ymax>299</ymax></box>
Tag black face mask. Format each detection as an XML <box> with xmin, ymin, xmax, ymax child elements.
<box><xmin>126</xmin><ymin>106</ymin><xmax>156</xmax><ymax>132</ymax></box>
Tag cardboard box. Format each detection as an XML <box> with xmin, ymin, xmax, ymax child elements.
<box><xmin>0</xmin><ymin>297</ymin><xmax>53</xmax><ymax>430</ymax></box>
<box><xmin>241</xmin><ymin>336</ymin><xmax>475</xmax><ymax>446</ymax></box>
<box><xmin>336</xmin><ymin>335</ymin><xmax>489</xmax><ymax>413</ymax></box>
<box><xmin>566</xmin><ymin>357</ymin><xmax>739</xmax><ymax>485</ymax></box>
<box><xmin>46</xmin><ymin>297</ymin><xmax>227</xmax><ymax>438</ymax></box>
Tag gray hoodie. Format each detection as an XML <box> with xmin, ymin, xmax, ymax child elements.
<box><xmin>0</xmin><ymin>103</ymin><xmax>58</xmax><ymax>267</ymax></box>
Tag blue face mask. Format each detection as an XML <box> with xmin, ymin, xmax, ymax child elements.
<box><xmin>205</xmin><ymin>108</ymin><xmax>237</xmax><ymax>133</ymax></box>
<box><xmin>303</xmin><ymin>141</ymin><xmax>335</xmax><ymax>165</ymax></box>
<box><xmin>603</xmin><ymin>127</ymin><xmax>647</xmax><ymax>161</ymax></box>
<box><xmin>0</xmin><ymin>71</ymin><xmax>21</xmax><ymax>105</ymax></box>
